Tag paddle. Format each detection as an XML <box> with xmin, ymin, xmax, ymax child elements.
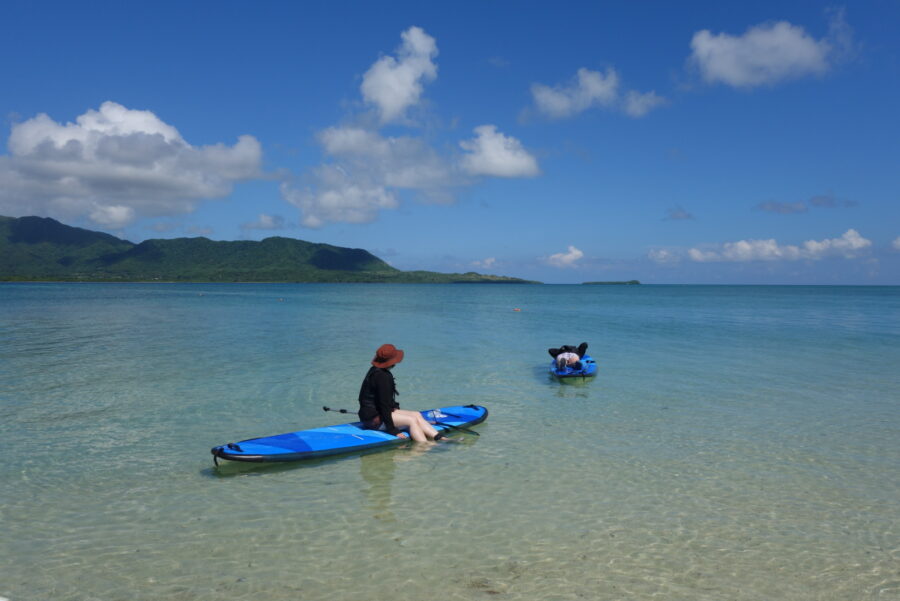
<box><xmin>322</xmin><ymin>406</ymin><xmax>480</xmax><ymax>436</ymax></box>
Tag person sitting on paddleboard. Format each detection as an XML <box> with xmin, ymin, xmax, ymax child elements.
<box><xmin>358</xmin><ymin>344</ymin><xmax>444</xmax><ymax>443</ymax></box>
<box><xmin>548</xmin><ymin>342</ymin><xmax>588</xmax><ymax>370</ymax></box>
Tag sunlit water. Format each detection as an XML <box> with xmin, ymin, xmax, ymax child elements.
<box><xmin>1</xmin><ymin>283</ymin><xmax>898</xmax><ymax>601</ymax></box>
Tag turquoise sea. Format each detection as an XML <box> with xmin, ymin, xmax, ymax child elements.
<box><xmin>1</xmin><ymin>283</ymin><xmax>898</xmax><ymax>601</ymax></box>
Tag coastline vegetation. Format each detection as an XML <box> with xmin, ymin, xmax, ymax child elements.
<box><xmin>1</xmin><ymin>215</ymin><xmax>539</xmax><ymax>284</ymax></box>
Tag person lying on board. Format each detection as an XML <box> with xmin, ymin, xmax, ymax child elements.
<box><xmin>548</xmin><ymin>342</ymin><xmax>589</xmax><ymax>370</ymax></box>
<box><xmin>357</xmin><ymin>343</ymin><xmax>445</xmax><ymax>443</ymax></box>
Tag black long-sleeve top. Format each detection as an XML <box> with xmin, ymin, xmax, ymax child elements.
<box><xmin>357</xmin><ymin>366</ymin><xmax>400</xmax><ymax>435</ymax></box>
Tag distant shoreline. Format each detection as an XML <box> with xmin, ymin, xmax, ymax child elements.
<box><xmin>4</xmin><ymin>281</ymin><xmax>898</xmax><ymax>286</ymax></box>
<box><xmin>0</xmin><ymin>279</ymin><xmax>540</xmax><ymax>284</ymax></box>
<box><xmin>1</xmin><ymin>215</ymin><xmax>541</xmax><ymax>284</ymax></box>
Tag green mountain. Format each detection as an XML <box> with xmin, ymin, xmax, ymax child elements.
<box><xmin>0</xmin><ymin>216</ymin><xmax>537</xmax><ymax>283</ymax></box>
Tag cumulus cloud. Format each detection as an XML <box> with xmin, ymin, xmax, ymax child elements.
<box><xmin>688</xmin><ymin>12</ymin><xmax>853</xmax><ymax>88</ymax></box>
<box><xmin>241</xmin><ymin>213</ymin><xmax>285</xmax><ymax>231</ymax></box>
<box><xmin>318</xmin><ymin>126</ymin><xmax>455</xmax><ymax>190</ymax></box>
<box><xmin>281</xmin><ymin>165</ymin><xmax>399</xmax><ymax>228</ymax></box>
<box><xmin>531</xmin><ymin>68</ymin><xmax>619</xmax><ymax>119</ymax></box>
<box><xmin>282</xmin><ymin>126</ymin><xmax>460</xmax><ymax>228</ymax></box>
<box><xmin>0</xmin><ymin>101</ymin><xmax>262</xmax><ymax>228</ymax></box>
<box><xmin>287</xmin><ymin>118</ymin><xmax>533</xmax><ymax>228</ymax></box>
<box><xmin>289</xmin><ymin>121</ymin><xmax>539</xmax><ymax>228</ymax></box>
<box><xmin>361</xmin><ymin>26</ymin><xmax>438</xmax><ymax>123</ymax></box>
<box><xmin>530</xmin><ymin>67</ymin><xmax>665</xmax><ymax>120</ymax></box>
<box><xmin>473</xmin><ymin>257</ymin><xmax>497</xmax><ymax>269</ymax></box>
<box><xmin>688</xmin><ymin>229</ymin><xmax>871</xmax><ymax>262</ymax></box>
<box><xmin>893</xmin><ymin>237</ymin><xmax>900</xmax><ymax>251</ymax></box>
<box><xmin>282</xmin><ymin>27</ymin><xmax>540</xmax><ymax>228</ymax></box>
<box><xmin>459</xmin><ymin>125</ymin><xmax>540</xmax><ymax>178</ymax></box>
<box><xmin>648</xmin><ymin>249</ymin><xmax>680</xmax><ymax>264</ymax></box>
<box><xmin>545</xmin><ymin>245</ymin><xmax>584</xmax><ymax>268</ymax></box>
<box><xmin>624</xmin><ymin>90</ymin><xmax>667</xmax><ymax>118</ymax></box>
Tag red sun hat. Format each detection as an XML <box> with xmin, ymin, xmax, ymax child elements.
<box><xmin>372</xmin><ymin>343</ymin><xmax>404</xmax><ymax>368</ymax></box>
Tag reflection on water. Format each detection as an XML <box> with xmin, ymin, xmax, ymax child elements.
<box><xmin>359</xmin><ymin>451</ymin><xmax>397</xmax><ymax>522</ymax></box>
<box><xmin>361</xmin><ymin>437</ymin><xmax>481</xmax><ymax>523</ymax></box>
<box><xmin>358</xmin><ymin>445</ymin><xmax>430</xmax><ymax>522</ymax></box>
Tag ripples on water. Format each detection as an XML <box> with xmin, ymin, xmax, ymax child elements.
<box><xmin>1</xmin><ymin>283</ymin><xmax>898</xmax><ymax>600</ymax></box>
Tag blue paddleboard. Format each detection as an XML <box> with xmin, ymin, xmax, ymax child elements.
<box><xmin>550</xmin><ymin>354</ymin><xmax>598</xmax><ymax>379</ymax></box>
<box><xmin>211</xmin><ymin>404</ymin><xmax>488</xmax><ymax>464</ymax></box>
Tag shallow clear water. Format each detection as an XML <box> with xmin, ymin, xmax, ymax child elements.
<box><xmin>1</xmin><ymin>283</ymin><xmax>898</xmax><ymax>601</ymax></box>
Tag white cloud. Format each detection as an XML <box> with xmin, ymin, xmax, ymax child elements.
<box><xmin>623</xmin><ymin>90</ymin><xmax>667</xmax><ymax>117</ymax></box>
<box><xmin>282</xmin><ymin>125</ymin><xmax>460</xmax><ymax>228</ymax></box>
<box><xmin>361</xmin><ymin>26</ymin><xmax>438</xmax><ymax>123</ymax></box>
<box><xmin>531</xmin><ymin>67</ymin><xmax>619</xmax><ymax>119</ymax></box>
<box><xmin>318</xmin><ymin>126</ymin><xmax>454</xmax><ymax>190</ymax></box>
<box><xmin>545</xmin><ymin>245</ymin><xmax>584</xmax><ymax>268</ymax></box>
<box><xmin>459</xmin><ymin>125</ymin><xmax>540</xmax><ymax>178</ymax></box>
<box><xmin>284</xmin><ymin>27</ymin><xmax>541</xmax><ymax>228</ymax></box>
<box><xmin>689</xmin><ymin>17</ymin><xmax>841</xmax><ymax>88</ymax></box>
<box><xmin>802</xmin><ymin>229</ymin><xmax>870</xmax><ymax>258</ymax></box>
<box><xmin>688</xmin><ymin>239</ymin><xmax>795</xmax><ymax>262</ymax></box>
<box><xmin>0</xmin><ymin>101</ymin><xmax>262</xmax><ymax>228</ymax></box>
<box><xmin>281</xmin><ymin>165</ymin><xmax>399</xmax><ymax>228</ymax></box>
<box><xmin>892</xmin><ymin>237</ymin><xmax>900</xmax><ymax>251</ymax></box>
<box><xmin>318</xmin><ymin>126</ymin><xmax>388</xmax><ymax>156</ymax></box>
<box><xmin>241</xmin><ymin>213</ymin><xmax>285</xmax><ymax>231</ymax></box>
<box><xmin>473</xmin><ymin>257</ymin><xmax>497</xmax><ymax>269</ymax></box>
<box><xmin>286</xmin><ymin>121</ymin><xmax>540</xmax><ymax>227</ymax></box>
<box><xmin>90</xmin><ymin>204</ymin><xmax>135</xmax><ymax>228</ymax></box>
<box><xmin>688</xmin><ymin>229</ymin><xmax>871</xmax><ymax>262</ymax></box>
<box><xmin>648</xmin><ymin>249</ymin><xmax>680</xmax><ymax>264</ymax></box>
<box><xmin>530</xmin><ymin>67</ymin><xmax>665</xmax><ymax>120</ymax></box>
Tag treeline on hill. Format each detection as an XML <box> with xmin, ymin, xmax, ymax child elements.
<box><xmin>0</xmin><ymin>216</ymin><xmax>537</xmax><ymax>284</ymax></box>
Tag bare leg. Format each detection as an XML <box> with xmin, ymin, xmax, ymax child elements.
<box><xmin>388</xmin><ymin>411</ymin><xmax>426</xmax><ymax>441</ymax></box>
<box><xmin>392</xmin><ymin>409</ymin><xmax>440</xmax><ymax>441</ymax></box>
<box><xmin>403</xmin><ymin>409</ymin><xmax>440</xmax><ymax>439</ymax></box>
<box><xmin>414</xmin><ymin>412</ymin><xmax>440</xmax><ymax>439</ymax></box>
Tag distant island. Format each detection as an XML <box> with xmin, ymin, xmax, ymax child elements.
<box><xmin>582</xmin><ymin>280</ymin><xmax>641</xmax><ymax>285</ymax></box>
<box><xmin>0</xmin><ymin>215</ymin><xmax>539</xmax><ymax>284</ymax></box>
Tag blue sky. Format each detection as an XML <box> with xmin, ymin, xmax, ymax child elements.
<box><xmin>1</xmin><ymin>0</ymin><xmax>898</xmax><ymax>284</ymax></box>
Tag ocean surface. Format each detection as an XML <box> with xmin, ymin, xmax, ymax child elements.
<box><xmin>1</xmin><ymin>283</ymin><xmax>898</xmax><ymax>601</ymax></box>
